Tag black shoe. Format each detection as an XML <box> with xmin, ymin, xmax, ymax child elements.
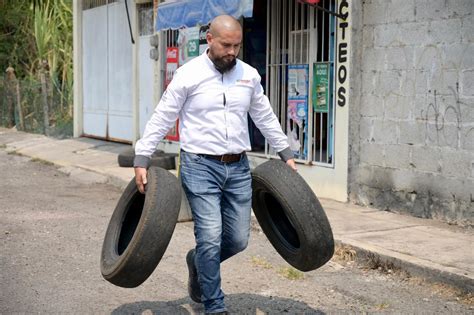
<box><xmin>205</xmin><ymin>312</ymin><xmax>228</xmax><ymax>315</ymax></box>
<box><xmin>186</xmin><ymin>249</ymin><xmax>202</xmax><ymax>303</ymax></box>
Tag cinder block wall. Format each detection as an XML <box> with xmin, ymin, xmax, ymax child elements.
<box><xmin>349</xmin><ymin>0</ymin><xmax>474</xmax><ymax>225</ymax></box>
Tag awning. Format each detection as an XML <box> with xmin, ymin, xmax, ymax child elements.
<box><xmin>156</xmin><ymin>0</ymin><xmax>254</xmax><ymax>31</ymax></box>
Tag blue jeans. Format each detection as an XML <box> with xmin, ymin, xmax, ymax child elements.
<box><xmin>180</xmin><ymin>151</ymin><xmax>252</xmax><ymax>313</ymax></box>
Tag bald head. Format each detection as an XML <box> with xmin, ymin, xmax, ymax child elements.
<box><xmin>209</xmin><ymin>15</ymin><xmax>242</xmax><ymax>38</ymax></box>
<box><xmin>206</xmin><ymin>15</ymin><xmax>242</xmax><ymax>73</ymax></box>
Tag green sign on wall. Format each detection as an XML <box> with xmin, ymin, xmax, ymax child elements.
<box><xmin>312</xmin><ymin>62</ymin><xmax>330</xmax><ymax>113</ymax></box>
<box><xmin>187</xmin><ymin>39</ymin><xmax>199</xmax><ymax>58</ymax></box>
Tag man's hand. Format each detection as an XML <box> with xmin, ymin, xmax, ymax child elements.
<box><xmin>286</xmin><ymin>159</ymin><xmax>297</xmax><ymax>171</ymax></box>
<box><xmin>134</xmin><ymin>167</ymin><xmax>147</xmax><ymax>194</ymax></box>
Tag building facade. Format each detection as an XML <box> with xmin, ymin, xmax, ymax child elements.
<box><xmin>73</xmin><ymin>0</ymin><xmax>473</xmax><ymax>225</ymax></box>
<box><xmin>349</xmin><ymin>0</ymin><xmax>473</xmax><ymax>225</ymax></box>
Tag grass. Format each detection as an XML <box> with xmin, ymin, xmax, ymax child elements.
<box><xmin>333</xmin><ymin>243</ymin><xmax>357</xmax><ymax>263</ymax></box>
<box><xmin>7</xmin><ymin>150</ymin><xmax>21</xmax><ymax>156</ymax></box>
<box><xmin>250</xmin><ymin>256</ymin><xmax>305</xmax><ymax>281</ymax></box>
<box><xmin>334</xmin><ymin>245</ymin><xmax>408</xmax><ymax>277</ymax></box>
<box><xmin>30</xmin><ymin>157</ymin><xmax>54</xmax><ymax>166</ymax></box>
<box><xmin>458</xmin><ymin>292</ymin><xmax>473</xmax><ymax>305</ymax></box>
<box><xmin>0</xmin><ymin>144</ymin><xmax>6</xmax><ymax>149</ymax></box>
<box><xmin>375</xmin><ymin>302</ymin><xmax>390</xmax><ymax>311</ymax></box>
<box><xmin>6</xmin><ymin>151</ymin><xmax>54</xmax><ymax>166</ymax></box>
<box><xmin>355</xmin><ymin>251</ymin><xmax>474</xmax><ymax>311</ymax></box>
<box><xmin>277</xmin><ymin>267</ymin><xmax>304</xmax><ymax>280</ymax></box>
<box><xmin>364</xmin><ymin>252</ymin><xmax>404</xmax><ymax>275</ymax></box>
<box><xmin>407</xmin><ymin>278</ymin><xmax>474</xmax><ymax>306</ymax></box>
<box><xmin>250</xmin><ymin>256</ymin><xmax>273</xmax><ymax>269</ymax></box>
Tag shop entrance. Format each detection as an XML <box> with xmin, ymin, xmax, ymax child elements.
<box><xmin>243</xmin><ymin>0</ymin><xmax>267</xmax><ymax>153</ymax></box>
<box><xmin>245</xmin><ymin>0</ymin><xmax>337</xmax><ymax>166</ymax></box>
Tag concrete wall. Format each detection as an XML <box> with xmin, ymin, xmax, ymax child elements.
<box><xmin>349</xmin><ymin>0</ymin><xmax>474</xmax><ymax>226</ymax></box>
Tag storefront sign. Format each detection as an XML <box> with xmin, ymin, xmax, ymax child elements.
<box><xmin>336</xmin><ymin>0</ymin><xmax>349</xmax><ymax>107</ymax></box>
<box><xmin>287</xmin><ymin>64</ymin><xmax>309</xmax><ymax>159</ymax></box>
<box><xmin>165</xmin><ymin>47</ymin><xmax>179</xmax><ymax>141</ymax></box>
<box><xmin>165</xmin><ymin>47</ymin><xmax>178</xmax><ymax>88</ymax></box>
<box><xmin>199</xmin><ymin>25</ymin><xmax>210</xmax><ymax>55</ymax></box>
<box><xmin>178</xmin><ymin>26</ymin><xmax>200</xmax><ymax>65</ymax></box>
<box><xmin>312</xmin><ymin>62</ymin><xmax>330</xmax><ymax>112</ymax></box>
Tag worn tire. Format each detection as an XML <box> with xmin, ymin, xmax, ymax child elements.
<box><xmin>100</xmin><ymin>166</ymin><xmax>182</xmax><ymax>288</ymax></box>
<box><xmin>149</xmin><ymin>153</ymin><xmax>176</xmax><ymax>170</ymax></box>
<box><xmin>117</xmin><ymin>148</ymin><xmax>176</xmax><ymax>170</ymax></box>
<box><xmin>251</xmin><ymin>160</ymin><xmax>334</xmax><ymax>271</ymax></box>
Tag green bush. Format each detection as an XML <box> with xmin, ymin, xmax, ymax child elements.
<box><xmin>0</xmin><ymin>0</ymin><xmax>73</xmax><ymax>138</ymax></box>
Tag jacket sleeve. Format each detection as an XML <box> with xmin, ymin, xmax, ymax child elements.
<box><xmin>134</xmin><ymin>70</ymin><xmax>187</xmax><ymax>168</ymax></box>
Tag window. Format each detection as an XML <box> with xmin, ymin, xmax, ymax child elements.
<box><xmin>138</xmin><ymin>3</ymin><xmax>154</xmax><ymax>36</ymax></box>
<box><xmin>251</xmin><ymin>0</ymin><xmax>336</xmax><ymax>166</ymax></box>
<box><xmin>82</xmin><ymin>0</ymin><xmax>117</xmax><ymax>10</ymax></box>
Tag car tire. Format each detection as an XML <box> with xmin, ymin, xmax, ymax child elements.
<box><xmin>149</xmin><ymin>153</ymin><xmax>176</xmax><ymax>170</ymax></box>
<box><xmin>251</xmin><ymin>160</ymin><xmax>334</xmax><ymax>271</ymax></box>
<box><xmin>100</xmin><ymin>166</ymin><xmax>182</xmax><ymax>288</ymax></box>
<box><xmin>117</xmin><ymin>147</ymin><xmax>176</xmax><ymax>170</ymax></box>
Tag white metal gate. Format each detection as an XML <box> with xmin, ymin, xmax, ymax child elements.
<box><xmin>82</xmin><ymin>0</ymin><xmax>133</xmax><ymax>142</ymax></box>
<box><xmin>137</xmin><ymin>3</ymin><xmax>155</xmax><ymax>136</ymax></box>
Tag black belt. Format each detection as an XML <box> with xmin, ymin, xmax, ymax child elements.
<box><xmin>200</xmin><ymin>152</ymin><xmax>245</xmax><ymax>163</ymax></box>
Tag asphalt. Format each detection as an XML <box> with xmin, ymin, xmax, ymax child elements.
<box><xmin>1</xmin><ymin>127</ymin><xmax>472</xmax><ymax>294</ymax></box>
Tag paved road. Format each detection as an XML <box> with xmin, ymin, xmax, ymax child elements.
<box><xmin>0</xmin><ymin>149</ymin><xmax>471</xmax><ymax>314</ymax></box>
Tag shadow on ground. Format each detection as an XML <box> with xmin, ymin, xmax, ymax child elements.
<box><xmin>111</xmin><ymin>293</ymin><xmax>325</xmax><ymax>314</ymax></box>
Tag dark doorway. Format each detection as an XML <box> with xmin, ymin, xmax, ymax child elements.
<box><xmin>243</xmin><ymin>0</ymin><xmax>267</xmax><ymax>153</ymax></box>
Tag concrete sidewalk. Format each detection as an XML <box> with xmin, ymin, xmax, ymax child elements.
<box><xmin>1</xmin><ymin>128</ymin><xmax>472</xmax><ymax>293</ymax></box>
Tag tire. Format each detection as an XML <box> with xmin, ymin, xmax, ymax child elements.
<box><xmin>251</xmin><ymin>160</ymin><xmax>334</xmax><ymax>272</ymax></box>
<box><xmin>100</xmin><ymin>166</ymin><xmax>182</xmax><ymax>288</ymax></box>
<box><xmin>117</xmin><ymin>147</ymin><xmax>176</xmax><ymax>169</ymax></box>
<box><xmin>149</xmin><ymin>153</ymin><xmax>176</xmax><ymax>170</ymax></box>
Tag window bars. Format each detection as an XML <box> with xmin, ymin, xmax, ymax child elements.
<box><xmin>266</xmin><ymin>0</ymin><xmax>336</xmax><ymax>166</ymax></box>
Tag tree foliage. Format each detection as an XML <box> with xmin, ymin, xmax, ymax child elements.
<box><xmin>0</xmin><ymin>0</ymin><xmax>72</xmax><ymax>87</ymax></box>
<box><xmin>0</xmin><ymin>0</ymin><xmax>36</xmax><ymax>78</ymax></box>
<box><xmin>0</xmin><ymin>0</ymin><xmax>73</xmax><ymax>135</ymax></box>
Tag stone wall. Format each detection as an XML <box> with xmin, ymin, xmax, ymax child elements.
<box><xmin>349</xmin><ymin>0</ymin><xmax>474</xmax><ymax>225</ymax></box>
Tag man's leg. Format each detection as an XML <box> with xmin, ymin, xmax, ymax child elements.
<box><xmin>220</xmin><ymin>156</ymin><xmax>252</xmax><ymax>262</ymax></box>
<box><xmin>180</xmin><ymin>151</ymin><xmax>227</xmax><ymax>313</ymax></box>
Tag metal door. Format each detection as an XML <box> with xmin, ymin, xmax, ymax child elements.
<box><xmin>82</xmin><ymin>0</ymin><xmax>133</xmax><ymax>142</ymax></box>
<box><xmin>138</xmin><ymin>36</ymin><xmax>155</xmax><ymax>136</ymax></box>
<box><xmin>137</xmin><ymin>3</ymin><xmax>156</xmax><ymax>136</ymax></box>
<box><xmin>83</xmin><ymin>4</ymin><xmax>108</xmax><ymax>138</ymax></box>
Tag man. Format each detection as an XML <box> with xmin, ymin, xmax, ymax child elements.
<box><xmin>134</xmin><ymin>15</ymin><xmax>296</xmax><ymax>314</ymax></box>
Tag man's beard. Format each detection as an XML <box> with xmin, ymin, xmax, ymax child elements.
<box><xmin>211</xmin><ymin>56</ymin><xmax>236</xmax><ymax>73</ymax></box>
